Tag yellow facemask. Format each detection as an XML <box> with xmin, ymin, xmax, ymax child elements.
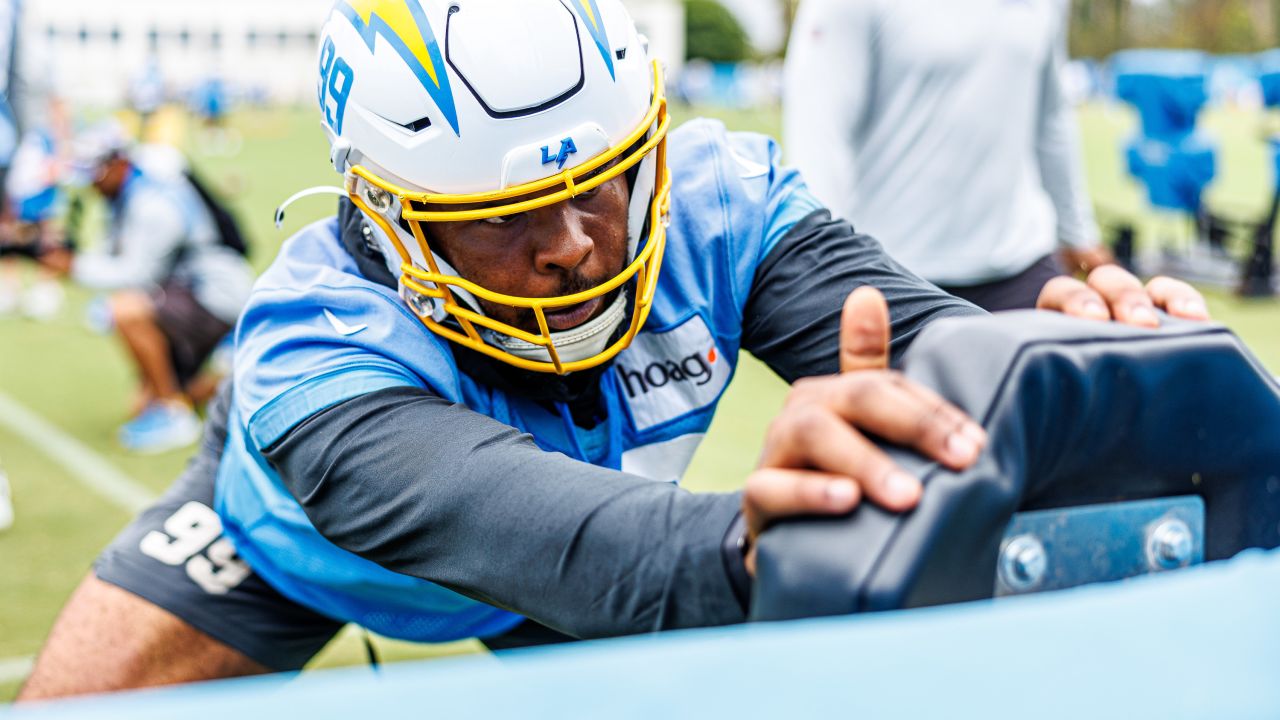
<box><xmin>348</xmin><ymin>61</ymin><xmax>672</xmax><ymax>375</ymax></box>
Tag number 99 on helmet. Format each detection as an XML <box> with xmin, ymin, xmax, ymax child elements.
<box><xmin>315</xmin><ymin>0</ymin><xmax>672</xmax><ymax>374</ymax></box>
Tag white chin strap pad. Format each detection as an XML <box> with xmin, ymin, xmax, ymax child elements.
<box><xmin>490</xmin><ymin>292</ymin><xmax>630</xmax><ymax>364</ymax></box>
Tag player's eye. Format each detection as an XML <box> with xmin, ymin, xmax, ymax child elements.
<box><xmin>479</xmin><ymin>214</ymin><xmax>516</xmax><ymax>226</ymax></box>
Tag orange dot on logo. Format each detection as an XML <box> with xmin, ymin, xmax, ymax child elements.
<box><xmin>707</xmin><ymin>346</ymin><xmax>717</xmax><ymax>363</ymax></box>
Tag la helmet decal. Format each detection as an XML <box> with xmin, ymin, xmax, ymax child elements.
<box><xmin>335</xmin><ymin>0</ymin><xmax>461</xmax><ymax>135</ymax></box>
<box><xmin>571</xmin><ymin>0</ymin><xmax>616</xmax><ymax>80</ymax></box>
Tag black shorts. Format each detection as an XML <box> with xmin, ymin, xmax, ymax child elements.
<box><xmin>939</xmin><ymin>254</ymin><xmax>1065</xmax><ymax>313</ymax></box>
<box><xmin>93</xmin><ymin>386</ymin><xmax>345</xmax><ymax>671</ymax></box>
<box><xmin>94</xmin><ymin>384</ymin><xmax>570</xmax><ymax>671</ymax></box>
<box><xmin>151</xmin><ymin>282</ymin><xmax>232</xmax><ymax>387</ymax></box>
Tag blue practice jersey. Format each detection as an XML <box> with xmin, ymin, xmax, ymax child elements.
<box><xmin>215</xmin><ymin>120</ymin><xmax>823</xmax><ymax>642</ymax></box>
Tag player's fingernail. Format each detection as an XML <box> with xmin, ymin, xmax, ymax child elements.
<box><xmin>1131</xmin><ymin>305</ymin><xmax>1159</xmax><ymax>326</ymax></box>
<box><xmin>825</xmin><ymin>480</ymin><xmax>857</xmax><ymax>508</ymax></box>
<box><xmin>1175</xmin><ymin>299</ymin><xmax>1208</xmax><ymax>319</ymax></box>
<box><xmin>947</xmin><ymin>431</ymin><xmax>980</xmax><ymax>464</ymax></box>
<box><xmin>1082</xmin><ymin>299</ymin><xmax>1109</xmax><ymax>319</ymax></box>
<box><xmin>884</xmin><ymin>471</ymin><xmax>922</xmax><ymax>504</ymax></box>
<box><xmin>962</xmin><ymin>422</ymin><xmax>987</xmax><ymax>447</ymax></box>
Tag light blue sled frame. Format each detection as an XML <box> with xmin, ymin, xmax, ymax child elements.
<box><xmin>7</xmin><ymin>547</ymin><xmax>1280</xmax><ymax>720</ymax></box>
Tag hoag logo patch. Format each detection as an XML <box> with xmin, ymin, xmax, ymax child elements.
<box><xmin>616</xmin><ymin>316</ymin><xmax>731</xmax><ymax>431</ymax></box>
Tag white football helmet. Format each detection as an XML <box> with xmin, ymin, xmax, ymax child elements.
<box><xmin>313</xmin><ymin>0</ymin><xmax>671</xmax><ymax>374</ymax></box>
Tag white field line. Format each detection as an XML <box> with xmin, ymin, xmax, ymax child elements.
<box><xmin>0</xmin><ymin>655</ymin><xmax>33</xmax><ymax>685</ymax></box>
<box><xmin>0</xmin><ymin>391</ymin><xmax>155</xmax><ymax>513</ymax></box>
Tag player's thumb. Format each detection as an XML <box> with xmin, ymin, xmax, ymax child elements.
<box><xmin>840</xmin><ymin>286</ymin><xmax>890</xmax><ymax>373</ymax></box>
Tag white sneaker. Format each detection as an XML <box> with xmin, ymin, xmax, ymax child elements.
<box><xmin>119</xmin><ymin>401</ymin><xmax>202</xmax><ymax>454</ymax></box>
<box><xmin>21</xmin><ymin>281</ymin><xmax>64</xmax><ymax>321</ymax></box>
<box><xmin>0</xmin><ymin>468</ymin><xmax>14</xmax><ymax>532</ymax></box>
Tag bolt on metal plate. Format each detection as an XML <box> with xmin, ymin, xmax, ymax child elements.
<box><xmin>994</xmin><ymin>495</ymin><xmax>1205</xmax><ymax>597</ymax></box>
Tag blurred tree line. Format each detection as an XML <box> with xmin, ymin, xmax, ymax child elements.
<box><xmin>684</xmin><ymin>0</ymin><xmax>751</xmax><ymax>62</ymax></box>
<box><xmin>1071</xmin><ymin>0</ymin><xmax>1275</xmax><ymax>57</ymax></box>
<box><xmin>693</xmin><ymin>0</ymin><xmax>1277</xmax><ymax>63</ymax></box>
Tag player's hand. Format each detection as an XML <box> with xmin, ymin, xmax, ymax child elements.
<box><xmin>1036</xmin><ymin>265</ymin><xmax>1210</xmax><ymax>327</ymax></box>
<box><xmin>38</xmin><ymin>246</ymin><xmax>74</xmax><ymax>276</ymax></box>
<box><xmin>1058</xmin><ymin>245</ymin><xmax>1114</xmax><ymax>277</ymax></box>
<box><xmin>741</xmin><ymin>287</ymin><xmax>987</xmax><ymax>576</ymax></box>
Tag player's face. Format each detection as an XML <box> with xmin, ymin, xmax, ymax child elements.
<box><xmin>426</xmin><ymin>172</ymin><xmax>632</xmax><ymax>334</ymax></box>
<box><xmin>92</xmin><ymin>158</ymin><xmax>129</xmax><ymax>199</ymax></box>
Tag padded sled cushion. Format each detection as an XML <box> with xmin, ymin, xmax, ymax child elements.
<box><xmin>751</xmin><ymin>311</ymin><xmax>1280</xmax><ymax>621</ymax></box>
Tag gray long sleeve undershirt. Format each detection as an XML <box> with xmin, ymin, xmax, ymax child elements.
<box><xmin>262</xmin><ymin>209</ymin><xmax>983</xmax><ymax>639</ymax></box>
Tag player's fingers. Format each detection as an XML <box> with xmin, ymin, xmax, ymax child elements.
<box><xmin>798</xmin><ymin>373</ymin><xmax>984</xmax><ymax>471</ymax></box>
<box><xmin>1036</xmin><ymin>276</ymin><xmax>1111</xmax><ymax>321</ymax></box>
<box><xmin>840</xmin><ymin>286</ymin><xmax>890</xmax><ymax>373</ymax></box>
<box><xmin>743</xmin><ymin>467</ymin><xmax>862</xmax><ymax>540</ymax></box>
<box><xmin>761</xmin><ymin>406</ymin><xmax>922</xmax><ymax>512</ymax></box>
<box><xmin>890</xmin><ymin>373</ymin><xmax>988</xmax><ymax>467</ymax></box>
<box><xmin>1085</xmin><ymin>265</ymin><xmax>1160</xmax><ymax>328</ymax></box>
<box><xmin>1145</xmin><ymin>276</ymin><xmax>1210</xmax><ymax>320</ymax></box>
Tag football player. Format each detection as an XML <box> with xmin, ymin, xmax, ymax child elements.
<box><xmin>19</xmin><ymin>0</ymin><xmax>1208</xmax><ymax>699</ymax></box>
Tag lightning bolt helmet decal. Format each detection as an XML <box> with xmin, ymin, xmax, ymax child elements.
<box><xmin>335</xmin><ymin>0</ymin><xmax>461</xmax><ymax>135</ymax></box>
<box><xmin>571</xmin><ymin>0</ymin><xmax>616</xmax><ymax>80</ymax></box>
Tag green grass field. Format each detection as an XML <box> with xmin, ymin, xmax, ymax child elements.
<box><xmin>1</xmin><ymin>100</ymin><xmax>1278</xmax><ymax>701</ymax></box>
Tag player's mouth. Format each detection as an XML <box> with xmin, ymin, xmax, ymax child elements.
<box><xmin>543</xmin><ymin>296</ymin><xmax>605</xmax><ymax>331</ymax></box>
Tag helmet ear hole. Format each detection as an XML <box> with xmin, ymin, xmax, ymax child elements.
<box><xmin>399</xmin><ymin>116</ymin><xmax>433</xmax><ymax>133</ymax></box>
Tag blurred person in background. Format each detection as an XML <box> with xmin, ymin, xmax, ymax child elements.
<box><xmin>0</xmin><ymin>94</ymin><xmax>22</xmax><ymax>315</ymax></box>
<box><xmin>192</xmin><ymin>75</ymin><xmax>230</xmax><ymax>130</ymax></box>
<box><xmin>784</xmin><ymin>0</ymin><xmax>1113</xmax><ymax>312</ymax></box>
<box><xmin>128</xmin><ymin>54</ymin><xmax>166</xmax><ymax>140</ymax></box>
<box><xmin>39</xmin><ymin>123</ymin><xmax>255</xmax><ymax>454</ymax></box>
<box><xmin>190</xmin><ymin>74</ymin><xmax>239</xmax><ymax>157</ymax></box>
<box><xmin>0</xmin><ymin>101</ymin><xmax>73</xmax><ymax>321</ymax></box>
<box><xmin>0</xmin><ymin>0</ymin><xmax>22</xmax><ymax>316</ymax></box>
<box><xmin>0</xmin><ymin>0</ymin><xmax>74</xmax><ymax>321</ymax></box>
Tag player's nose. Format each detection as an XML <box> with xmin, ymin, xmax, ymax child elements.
<box><xmin>531</xmin><ymin>204</ymin><xmax>593</xmax><ymax>276</ymax></box>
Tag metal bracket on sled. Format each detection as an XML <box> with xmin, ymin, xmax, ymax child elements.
<box><xmin>994</xmin><ymin>496</ymin><xmax>1205</xmax><ymax>597</ymax></box>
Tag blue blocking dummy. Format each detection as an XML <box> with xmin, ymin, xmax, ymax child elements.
<box><xmin>1258</xmin><ymin>50</ymin><xmax>1280</xmax><ymax>187</ymax></box>
<box><xmin>1113</xmin><ymin>50</ymin><xmax>1217</xmax><ymax>214</ymax></box>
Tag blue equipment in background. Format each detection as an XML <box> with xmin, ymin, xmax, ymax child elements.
<box><xmin>1256</xmin><ymin>50</ymin><xmax>1280</xmax><ymax>109</ymax></box>
<box><xmin>1256</xmin><ymin>51</ymin><xmax>1280</xmax><ymax>196</ymax></box>
<box><xmin>1113</xmin><ymin>50</ymin><xmax>1217</xmax><ymax>215</ymax></box>
<box><xmin>1124</xmin><ymin>134</ymin><xmax>1216</xmax><ymax>215</ymax></box>
<box><xmin>1243</xmin><ymin>49</ymin><xmax>1280</xmax><ymax>296</ymax></box>
<box><xmin>1108</xmin><ymin>49</ymin><xmax>1276</xmax><ymax>295</ymax></box>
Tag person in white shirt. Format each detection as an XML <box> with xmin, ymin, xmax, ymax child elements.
<box><xmin>41</xmin><ymin>125</ymin><xmax>255</xmax><ymax>454</ymax></box>
<box><xmin>784</xmin><ymin>0</ymin><xmax>1112</xmax><ymax>311</ymax></box>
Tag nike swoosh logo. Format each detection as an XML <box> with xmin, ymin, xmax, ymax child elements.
<box><xmin>324</xmin><ymin>309</ymin><xmax>368</xmax><ymax>337</ymax></box>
